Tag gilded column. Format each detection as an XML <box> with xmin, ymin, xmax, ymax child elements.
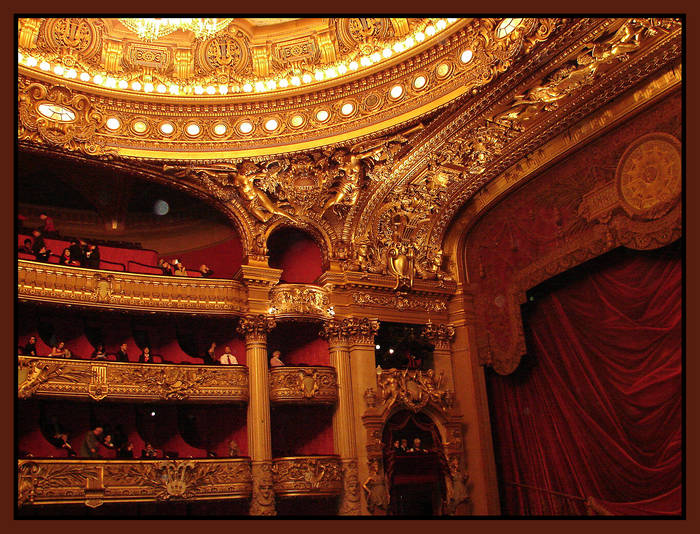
<box><xmin>320</xmin><ymin>319</ymin><xmax>360</xmax><ymax>515</ymax></box>
<box><xmin>345</xmin><ymin>317</ymin><xmax>380</xmax><ymax>515</ymax></box>
<box><xmin>237</xmin><ymin>314</ymin><xmax>277</xmax><ymax>516</ymax></box>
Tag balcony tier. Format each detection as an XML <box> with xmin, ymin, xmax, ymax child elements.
<box><xmin>268</xmin><ymin>284</ymin><xmax>332</xmax><ymax>320</ymax></box>
<box><xmin>18</xmin><ymin>458</ymin><xmax>252</xmax><ymax>507</ymax></box>
<box><xmin>269</xmin><ymin>366</ymin><xmax>338</xmax><ymax>405</ymax></box>
<box><xmin>18</xmin><ymin>260</ymin><xmax>247</xmax><ymax>314</ymax></box>
<box><xmin>272</xmin><ymin>456</ymin><xmax>342</xmax><ymax>498</ymax></box>
<box><xmin>18</xmin><ymin>356</ymin><xmax>249</xmax><ymax>403</ymax></box>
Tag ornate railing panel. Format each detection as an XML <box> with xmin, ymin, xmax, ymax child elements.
<box><xmin>17</xmin><ymin>260</ymin><xmax>247</xmax><ymax>314</ymax></box>
<box><xmin>269</xmin><ymin>366</ymin><xmax>338</xmax><ymax>405</ymax></box>
<box><xmin>18</xmin><ymin>458</ymin><xmax>252</xmax><ymax>507</ymax></box>
<box><xmin>272</xmin><ymin>456</ymin><xmax>343</xmax><ymax>498</ymax></box>
<box><xmin>18</xmin><ymin>356</ymin><xmax>249</xmax><ymax>403</ymax></box>
<box><xmin>268</xmin><ymin>284</ymin><xmax>332</xmax><ymax>319</ymax></box>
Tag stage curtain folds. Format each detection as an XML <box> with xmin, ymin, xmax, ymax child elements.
<box><xmin>486</xmin><ymin>246</ymin><xmax>681</xmax><ymax>516</ymax></box>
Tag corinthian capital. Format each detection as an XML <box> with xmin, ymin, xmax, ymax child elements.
<box><xmin>236</xmin><ymin>314</ymin><xmax>276</xmax><ymax>341</ymax></box>
<box><xmin>319</xmin><ymin>318</ymin><xmax>348</xmax><ymax>346</ymax></box>
<box><xmin>344</xmin><ymin>317</ymin><xmax>380</xmax><ymax>346</ymax></box>
<box><xmin>421</xmin><ymin>322</ymin><xmax>455</xmax><ymax>350</ymax></box>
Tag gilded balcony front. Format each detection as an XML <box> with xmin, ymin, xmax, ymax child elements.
<box><xmin>18</xmin><ymin>356</ymin><xmax>249</xmax><ymax>403</ymax></box>
<box><xmin>18</xmin><ymin>458</ymin><xmax>252</xmax><ymax>507</ymax></box>
<box><xmin>18</xmin><ymin>260</ymin><xmax>247</xmax><ymax>314</ymax></box>
<box><xmin>268</xmin><ymin>283</ymin><xmax>332</xmax><ymax>319</ymax></box>
<box><xmin>272</xmin><ymin>456</ymin><xmax>343</xmax><ymax>497</ymax></box>
<box><xmin>269</xmin><ymin>366</ymin><xmax>338</xmax><ymax>405</ymax></box>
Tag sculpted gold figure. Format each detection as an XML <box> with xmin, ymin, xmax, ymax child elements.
<box><xmin>321</xmin><ymin>144</ymin><xmax>385</xmax><ymax>214</ymax></box>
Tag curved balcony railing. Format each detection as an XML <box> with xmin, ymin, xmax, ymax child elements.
<box><xmin>268</xmin><ymin>283</ymin><xmax>332</xmax><ymax>319</ymax></box>
<box><xmin>269</xmin><ymin>366</ymin><xmax>338</xmax><ymax>405</ymax></box>
<box><xmin>18</xmin><ymin>356</ymin><xmax>249</xmax><ymax>403</ymax></box>
<box><xmin>18</xmin><ymin>458</ymin><xmax>252</xmax><ymax>507</ymax></box>
<box><xmin>272</xmin><ymin>456</ymin><xmax>342</xmax><ymax>498</ymax></box>
<box><xmin>17</xmin><ymin>260</ymin><xmax>247</xmax><ymax>314</ymax></box>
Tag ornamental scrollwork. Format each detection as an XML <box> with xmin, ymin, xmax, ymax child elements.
<box><xmin>118</xmin><ymin>367</ymin><xmax>210</xmax><ymax>401</ymax></box>
<box><xmin>272</xmin><ymin>457</ymin><xmax>343</xmax><ymax>496</ymax></box>
<box><xmin>269</xmin><ymin>367</ymin><xmax>338</xmax><ymax>405</ymax></box>
<box><xmin>17</xmin><ymin>461</ymin><xmax>98</xmax><ymax>507</ymax></box>
<box><xmin>269</xmin><ymin>284</ymin><xmax>331</xmax><ymax>318</ymax></box>
<box><xmin>351</xmin><ymin>292</ymin><xmax>448</xmax><ymax>313</ymax></box>
<box><xmin>377</xmin><ymin>369</ymin><xmax>454</xmax><ymax>413</ymax></box>
<box><xmin>236</xmin><ymin>314</ymin><xmax>277</xmax><ymax>339</ymax></box>
<box><xmin>18</xmin><ymin>358</ymin><xmax>91</xmax><ymax>399</ymax></box>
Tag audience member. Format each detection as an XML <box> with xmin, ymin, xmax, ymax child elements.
<box><xmin>31</xmin><ymin>230</ymin><xmax>51</xmax><ymax>262</ymax></box>
<box><xmin>68</xmin><ymin>239</ymin><xmax>84</xmax><ymax>266</ymax></box>
<box><xmin>59</xmin><ymin>247</ymin><xmax>80</xmax><ymax>266</ymax></box>
<box><xmin>79</xmin><ymin>425</ymin><xmax>104</xmax><ymax>458</ymax></box>
<box><xmin>117</xmin><ymin>441</ymin><xmax>135</xmax><ymax>459</ymax></box>
<box><xmin>46</xmin><ymin>416</ymin><xmax>77</xmax><ymax>456</ymax></box>
<box><xmin>219</xmin><ymin>346</ymin><xmax>238</xmax><ymax>365</ymax></box>
<box><xmin>199</xmin><ymin>264</ymin><xmax>214</xmax><ymax>278</ymax></box>
<box><xmin>115</xmin><ymin>343</ymin><xmax>130</xmax><ymax>362</ymax></box>
<box><xmin>228</xmin><ymin>439</ymin><xmax>240</xmax><ymax>457</ymax></box>
<box><xmin>21</xmin><ymin>336</ymin><xmax>38</xmax><ymax>356</ymax></box>
<box><xmin>39</xmin><ymin>212</ymin><xmax>56</xmax><ymax>234</ymax></box>
<box><xmin>92</xmin><ymin>344</ymin><xmax>108</xmax><ymax>360</ymax></box>
<box><xmin>269</xmin><ymin>350</ymin><xmax>285</xmax><ymax>367</ymax></box>
<box><xmin>19</xmin><ymin>238</ymin><xmax>33</xmax><ymax>255</ymax></box>
<box><xmin>158</xmin><ymin>258</ymin><xmax>173</xmax><ymax>276</ymax></box>
<box><xmin>398</xmin><ymin>438</ymin><xmax>409</xmax><ymax>453</ymax></box>
<box><xmin>408</xmin><ymin>437</ymin><xmax>428</xmax><ymax>453</ymax></box>
<box><xmin>138</xmin><ymin>346</ymin><xmax>153</xmax><ymax>363</ymax></box>
<box><xmin>84</xmin><ymin>244</ymin><xmax>100</xmax><ymax>269</ymax></box>
<box><xmin>49</xmin><ymin>341</ymin><xmax>69</xmax><ymax>358</ymax></box>
<box><xmin>172</xmin><ymin>259</ymin><xmax>188</xmax><ymax>276</ymax></box>
<box><xmin>141</xmin><ymin>442</ymin><xmax>158</xmax><ymax>459</ymax></box>
<box><xmin>206</xmin><ymin>342</ymin><xmax>217</xmax><ymax>365</ymax></box>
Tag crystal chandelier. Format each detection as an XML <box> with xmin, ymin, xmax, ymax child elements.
<box><xmin>119</xmin><ymin>18</ymin><xmax>233</xmax><ymax>41</ymax></box>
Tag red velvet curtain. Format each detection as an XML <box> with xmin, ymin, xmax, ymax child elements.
<box><xmin>486</xmin><ymin>245</ymin><xmax>681</xmax><ymax>516</ymax></box>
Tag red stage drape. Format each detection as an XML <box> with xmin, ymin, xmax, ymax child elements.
<box><xmin>486</xmin><ymin>246</ymin><xmax>681</xmax><ymax>516</ymax></box>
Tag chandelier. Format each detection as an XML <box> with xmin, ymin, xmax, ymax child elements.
<box><xmin>119</xmin><ymin>18</ymin><xmax>233</xmax><ymax>41</ymax></box>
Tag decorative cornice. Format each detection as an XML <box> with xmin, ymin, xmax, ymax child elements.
<box><xmin>18</xmin><ymin>356</ymin><xmax>249</xmax><ymax>403</ymax></box>
<box><xmin>269</xmin><ymin>366</ymin><xmax>338</xmax><ymax>405</ymax></box>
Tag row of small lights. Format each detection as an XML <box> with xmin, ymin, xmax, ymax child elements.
<box><xmin>99</xmin><ymin>44</ymin><xmax>475</xmax><ymax>137</ymax></box>
<box><xmin>18</xmin><ymin>19</ymin><xmax>458</xmax><ymax>97</ymax></box>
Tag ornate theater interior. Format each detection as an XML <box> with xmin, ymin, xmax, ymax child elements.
<box><xmin>16</xmin><ymin>17</ymin><xmax>682</xmax><ymax>517</ymax></box>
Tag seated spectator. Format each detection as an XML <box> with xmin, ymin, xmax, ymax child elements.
<box><xmin>158</xmin><ymin>258</ymin><xmax>173</xmax><ymax>275</ymax></box>
<box><xmin>39</xmin><ymin>212</ymin><xmax>56</xmax><ymax>235</ymax></box>
<box><xmin>228</xmin><ymin>439</ymin><xmax>240</xmax><ymax>457</ymax></box>
<box><xmin>199</xmin><ymin>264</ymin><xmax>214</xmax><ymax>278</ymax></box>
<box><xmin>84</xmin><ymin>244</ymin><xmax>100</xmax><ymax>269</ymax></box>
<box><xmin>141</xmin><ymin>442</ymin><xmax>158</xmax><ymax>459</ymax></box>
<box><xmin>59</xmin><ymin>247</ymin><xmax>80</xmax><ymax>266</ymax></box>
<box><xmin>115</xmin><ymin>343</ymin><xmax>130</xmax><ymax>362</ymax></box>
<box><xmin>117</xmin><ymin>441</ymin><xmax>134</xmax><ymax>459</ymax></box>
<box><xmin>138</xmin><ymin>346</ymin><xmax>153</xmax><ymax>363</ymax></box>
<box><xmin>269</xmin><ymin>350</ymin><xmax>285</xmax><ymax>367</ymax></box>
<box><xmin>21</xmin><ymin>336</ymin><xmax>37</xmax><ymax>356</ymax></box>
<box><xmin>408</xmin><ymin>437</ymin><xmax>428</xmax><ymax>454</ymax></box>
<box><xmin>19</xmin><ymin>238</ymin><xmax>33</xmax><ymax>255</ymax></box>
<box><xmin>92</xmin><ymin>344</ymin><xmax>108</xmax><ymax>360</ymax></box>
<box><xmin>68</xmin><ymin>239</ymin><xmax>84</xmax><ymax>266</ymax></box>
<box><xmin>172</xmin><ymin>259</ymin><xmax>188</xmax><ymax>277</ymax></box>
<box><xmin>79</xmin><ymin>425</ymin><xmax>104</xmax><ymax>458</ymax></box>
<box><xmin>398</xmin><ymin>438</ymin><xmax>409</xmax><ymax>453</ymax></box>
<box><xmin>49</xmin><ymin>341</ymin><xmax>69</xmax><ymax>358</ymax></box>
<box><xmin>206</xmin><ymin>341</ymin><xmax>217</xmax><ymax>364</ymax></box>
<box><xmin>219</xmin><ymin>346</ymin><xmax>238</xmax><ymax>365</ymax></box>
<box><xmin>31</xmin><ymin>230</ymin><xmax>51</xmax><ymax>262</ymax></box>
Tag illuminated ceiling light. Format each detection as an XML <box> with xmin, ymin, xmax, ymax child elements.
<box><xmin>383</xmin><ymin>48</ymin><xmax>392</xmax><ymax>58</ymax></box>
<box><xmin>169</xmin><ymin>84</ymin><xmax>179</xmax><ymax>94</ymax></box>
<box><xmin>315</xmin><ymin>109</ymin><xmax>329</xmax><ymax>122</ymax></box>
<box><xmin>325</xmin><ymin>68</ymin><xmax>337</xmax><ymax>78</ymax></box>
<box><xmin>131</xmin><ymin>81</ymin><xmax>142</xmax><ymax>91</ymax></box>
<box><xmin>415</xmin><ymin>31</ymin><xmax>425</xmax><ymax>42</ymax></box>
<box><xmin>194</xmin><ymin>85</ymin><xmax>204</xmax><ymax>94</ymax></box>
<box><xmin>348</xmin><ymin>61</ymin><xmax>359</xmax><ymax>71</ymax></box>
<box><xmin>436</xmin><ymin>19</ymin><xmax>447</xmax><ymax>30</ymax></box>
<box><xmin>360</xmin><ymin>56</ymin><xmax>371</xmax><ymax>67</ymax></box>
<box><xmin>132</xmin><ymin>120</ymin><xmax>147</xmax><ymax>133</ymax></box>
<box><xmin>447</xmin><ymin>18</ymin><xmax>457</xmax><ymax>23</ymax></box>
<box><xmin>243</xmin><ymin>83</ymin><xmax>253</xmax><ymax>92</ymax></box>
<box><xmin>205</xmin><ymin>85</ymin><xmax>215</xmax><ymax>94</ymax></box>
<box><xmin>93</xmin><ymin>74</ymin><xmax>104</xmax><ymax>84</ymax></box>
<box><xmin>388</xmin><ymin>348</ymin><xmax>395</xmax><ymax>354</ymax></box>
<box><xmin>436</xmin><ymin>63</ymin><xmax>450</xmax><ymax>77</ymax></box>
<box><xmin>375</xmin><ymin>344</ymin><xmax>381</xmax><ymax>350</ymax></box>
<box><xmin>460</xmin><ymin>49</ymin><xmax>474</xmax><ymax>63</ymax></box>
<box><xmin>341</xmin><ymin>102</ymin><xmax>355</xmax><ymax>115</ymax></box>
<box><xmin>105</xmin><ymin>77</ymin><xmax>117</xmax><ymax>88</ymax></box>
<box><xmin>390</xmin><ymin>84</ymin><xmax>404</xmax><ymax>99</ymax></box>
<box><xmin>118</xmin><ymin>79</ymin><xmax>128</xmax><ymax>88</ymax></box>
<box><xmin>254</xmin><ymin>81</ymin><xmax>265</xmax><ymax>92</ymax></box>
<box><xmin>17</xmin><ymin>52</ymin><xmax>23</xmax><ymax>62</ymax></box>
<box><xmin>370</xmin><ymin>52</ymin><xmax>381</xmax><ymax>62</ymax></box>
<box><xmin>160</xmin><ymin>122</ymin><xmax>174</xmax><ymax>135</ymax></box>
<box><xmin>79</xmin><ymin>72</ymin><xmax>90</xmax><ymax>81</ymax></box>
<box><xmin>264</xmin><ymin>118</ymin><xmax>279</xmax><ymax>131</ymax></box>
<box><xmin>40</xmin><ymin>61</ymin><xmax>51</xmax><ymax>71</ymax></box>
<box><xmin>338</xmin><ymin>64</ymin><xmax>348</xmax><ymax>74</ymax></box>
<box><xmin>278</xmin><ymin>78</ymin><xmax>288</xmax><ymax>88</ymax></box>
<box><xmin>314</xmin><ymin>70</ymin><xmax>324</xmax><ymax>81</ymax></box>
<box><xmin>154</xmin><ymin>83</ymin><xmax>165</xmax><ymax>93</ymax></box>
<box><xmin>302</xmin><ymin>73</ymin><xmax>312</xmax><ymax>83</ymax></box>
<box><xmin>266</xmin><ymin>80</ymin><xmax>277</xmax><ymax>90</ymax></box>
<box><xmin>38</xmin><ymin>103</ymin><xmax>76</xmax><ymax>122</ymax></box>
<box><xmin>238</xmin><ymin>121</ymin><xmax>253</xmax><ymax>134</ymax></box>
<box><xmin>413</xmin><ymin>75</ymin><xmax>427</xmax><ymax>89</ymax></box>
<box><xmin>106</xmin><ymin>117</ymin><xmax>121</xmax><ymax>130</ymax></box>
<box><xmin>218</xmin><ymin>84</ymin><xmax>228</xmax><ymax>94</ymax></box>
<box><xmin>186</xmin><ymin>123</ymin><xmax>201</xmax><ymax>136</ymax></box>
<box><xmin>405</xmin><ymin>37</ymin><xmax>415</xmax><ymax>48</ymax></box>
<box><xmin>496</xmin><ymin>18</ymin><xmax>523</xmax><ymax>38</ymax></box>
<box><xmin>25</xmin><ymin>57</ymin><xmax>38</xmax><ymax>67</ymax></box>
<box><xmin>291</xmin><ymin>76</ymin><xmax>301</xmax><ymax>86</ymax></box>
<box><xmin>119</xmin><ymin>18</ymin><xmax>233</xmax><ymax>41</ymax></box>
<box><xmin>66</xmin><ymin>69</ymin><xmax>77</xmax><ymax>79</ymax></box>
<box><xmin>53</xmin><ymin>65</ymin><xmax>64</xmax><ymax>75</ymax></box>
<box><xmin>144</xmin><ymin>82</ymin><xmax>154</xmax><ymax>92</ymax></box>
<box><xmin>290</xmin><ymin>115</ymin><xmax>304</xmax><ymax>127</ymax></box>
<box><xmin>425</xmin><ymin>25</ymin><xmax>436</xmax><ymax>36</ymax></box>
<box><xmin>213</xmin><ymin>123</ymin><xmax>227</xmax><ymax>135</ymax></box>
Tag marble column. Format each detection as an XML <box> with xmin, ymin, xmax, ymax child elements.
<box><xmin>237</xmin><ymin>314</ymin><xmax>277</xmax><ymax>516</ymax></box>
<box><xmin>321</xmin><ymin>319</ymin><xmax>360</xmax><ymax>515</ymax></box>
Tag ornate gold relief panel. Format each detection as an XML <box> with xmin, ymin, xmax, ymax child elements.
<box><xmin>37</xmin><ymin>18</ymin><xmax>103</xmax><ymax>67</ymax></box>
<box><xmin>272</xmin><ymin>456</ymin><xmax>343</xmax><ymax>497</ymax></box>
<box><xmin>269</xmin><ymin>367</ymin><xmax>338</xmax><ymax>405</ymax></box>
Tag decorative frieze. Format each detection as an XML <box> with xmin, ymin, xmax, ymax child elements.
<box><xmin>17</xmin><ymin>357</ymin><xmax>249</xmax><ymax>403</ymax></box>
<box><xmin>375</xmin><ymin>369</ymin><xmax>454</xmax><ymax>413</ymax></box>
<box><xmin>269</xmin><ymin>366</ymin><xmax>338</xmax><ymax>405</ymax></box>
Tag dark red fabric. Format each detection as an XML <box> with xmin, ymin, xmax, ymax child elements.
<box><xmin>163</xmin><ymin>235</ymin><xmax>243</xmax><ymax>279</ymax></box>
<box><xmin>486</xmin><ymin>247</ymin><xmax>681</xmax><ymax>516</ymax></box>
<box><xmin>268</xmin><ymin>228</ymin><xmax>323</xmax><ymax>283</ymax></box>
<box><xmin>268</xmin><ymin>323</ymin><xmax>329</xmax><ymax>365</ymax></box>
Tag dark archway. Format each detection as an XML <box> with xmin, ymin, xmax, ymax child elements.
<box><xmin>267</xmin><ymin>226</ymin><xmax>323</xmax><ymax>283</ymax></box>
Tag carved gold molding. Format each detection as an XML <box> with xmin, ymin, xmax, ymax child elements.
<box><xmin>18</xmin><ymin>356</ymin><xmax>249</xmax><ymax>403</ymax></box>
<box><xmin>236</xmin><ymin>314</ymin><xmax>277</xmax><ymax>341</ymax></box>
<box><xmin>18</xmin><ymin>458</ymin><xmax>252</xmax><ymax>507</ymax></box>
<box><xmin>268</xmin><ymin>284</ymin><xmax>332</xmax><ymax>319</ymax></box>
<box><xmin>272</xmin><ymin>456</ymin><xmax>343</xmax><ymax>497</ymax></box>
<box><xmin>371</xmin><ymin>369</ymin><xmax>454</xmax><ymax>413</ymax></box>
<box><xmin>269</xmin><ymin>366</ymin><xmax>338</xmax><ymax>405</ymax></box>
<box><xmin>17</xmin><ymin>260</ymin><xmax>247</xmax><ymax>314</ymax></box>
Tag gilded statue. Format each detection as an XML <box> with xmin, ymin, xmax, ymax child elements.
<box><xmin>444</xmin><ymin>456</ymin><xmax>470</xmax><ymax>515</ymax></box>
<box><xmin>362</xmin><ymin>459</ymin><xmax>389</xmax><ymax>515</ymax></box>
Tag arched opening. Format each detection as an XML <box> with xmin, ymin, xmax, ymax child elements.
<box><xmin>267</xmin><ymin>226</ymin><xmax>323</xmax><ymax>283</ymax></box>
<box><xmin>381</xmin><ymin>410</ymin><xmax>448</xmax><ymax>516</ymax></box>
